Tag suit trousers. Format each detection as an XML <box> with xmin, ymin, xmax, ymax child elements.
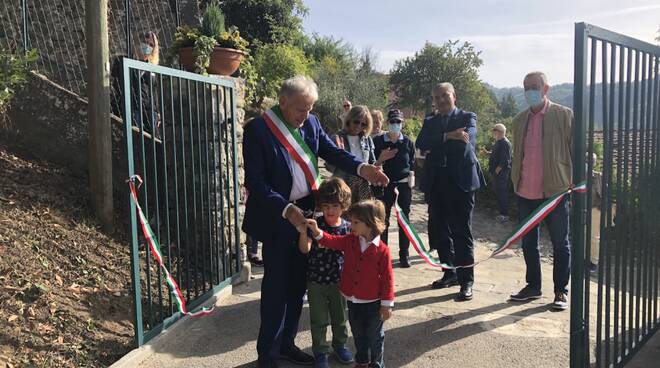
<box><xmin>427</xmin><ymin>171</ymin><xmax>476</xmax><ymax>285</ymax></box>
<box><xmin>257</xmin><ymin>222</ymin><xmax>308</xmax><ymax>362</ymax></box>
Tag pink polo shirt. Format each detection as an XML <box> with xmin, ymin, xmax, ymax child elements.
<box><xmin>517</xmin><ymin>100</ymin><xmax>548</xmax><ymax>200</ymax></box>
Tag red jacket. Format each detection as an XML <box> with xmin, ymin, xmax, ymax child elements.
<box><xmin>318</xmin><ymin>232</ymin><xmax>394</xmax><ymax>304</ymax></box>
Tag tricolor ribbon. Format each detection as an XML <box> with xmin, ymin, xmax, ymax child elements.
<box><xmin>393</xmin><ymin>182</ymin><xmax>587</xmax><ymax>269</ymax></box>
<box><xmin>128</xmin><ymin>175</ymin><xmax>215</xmax><ymax>317</ymax></box>
<box><xmin>263</xmin><ymin>106</ymin><xmax>322</xmax><ymax>190</ymax></box>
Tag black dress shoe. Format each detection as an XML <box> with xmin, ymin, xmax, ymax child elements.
<box><xmin>431</xmin><ymin>273</ymin><xmax>459</xmax><ymax>289</ymax></box>
<box><xmin>399</xmin><ymin>256</ymin><xmax>411</xmax><ymax>268</ymax></box>
<box><xmin>279</xmin><ymin>345</ymin><xmax>314</xmax><ymax>365</ymax></box>
<box><xmin>456</xmin><ymin>284</ymin><xmax>473</xmax><ymax>301</ymax></box>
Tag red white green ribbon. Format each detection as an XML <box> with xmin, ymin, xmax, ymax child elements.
<box><xmin>263</xmin><ymin>106</ymin><xmax>322</xmax><ymax>190</ymax></box>
<box><xmin>393</xmin><ymin>182</ymin><xmax>587</xmax><ymax>269</ymax></box>
<box><xmin>128</xmin><ymin>175</ymin><xmax>215</xmax><ymax>317</ymax></box>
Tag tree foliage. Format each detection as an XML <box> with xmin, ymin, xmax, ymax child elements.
<box><xmin>217</xmin><ymin>0</ymin><xmax>308</xmax><ymax>48</ymax></box>
<box><xmin>497</xmin><ymin>92</ymin><xmax>518</xmax><ymax>118</ymax></box>
<box><xmin>389</xmin><ymin>41</ymin><xmax>485</xmax><ymax>114</ymax></box>
<box><xmin>308</xmin><ymin>44</ymin><xmax>388</xmax><ymax>133</ymax></box>
<box><xmin>252</xmin><ymin>43</ymin><xmax>311</xmax><ymax>105</ymax></box>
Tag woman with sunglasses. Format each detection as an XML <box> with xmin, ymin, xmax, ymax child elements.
<box><xmin>330</xmin><ymin>105</ymin><xmax>377</xmax><ymax>204</ymax></box>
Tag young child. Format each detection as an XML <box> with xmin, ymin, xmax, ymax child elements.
<box><xmin>298</xmin><ymin>178</ymin><xmax>355</xmax><ymax>367</ymax></box>
<box><xmin>305</xmin><ymin>199</ymin><xmax>394</xmax><ymax>368</ymax></box>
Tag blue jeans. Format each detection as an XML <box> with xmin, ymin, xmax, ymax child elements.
<box><xmin>517</xmin><ymin>195</ymin><xmax>571</xmax><ymax>293</ymax></box>
<box><xmin>347</xmin><ymin>301</ymin><xmax>384</xmax><ymax>367</ymax></box>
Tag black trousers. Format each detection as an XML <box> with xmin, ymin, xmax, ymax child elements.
<box><xmin>427</xmin><ymin>172</ymin><xmax>475</xmax><ymax>285</ymax></box>
<box><xmin>493</xmin><ymin>169</ymin><xmax>511</xmax><ymax>216</ymax></box>
<box><xmin>379</xmin><ymin>182</ymin><xmax>412</xmax><ymax>257</ymax></box>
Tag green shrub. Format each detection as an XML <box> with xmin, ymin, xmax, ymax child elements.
<box><xmin>201</xmin><ymin>1</ymin><xmax>225</xmax><ymax>37</ymax></box>
<box><xmin>0</xmin><ymin>48</ymin><xmax>37</xmax><ymax>120</ymax></box>
<box><xmin>252</xmin><ymin>43</ymin><xmax>311</xmax><ymax>105</ymax></box>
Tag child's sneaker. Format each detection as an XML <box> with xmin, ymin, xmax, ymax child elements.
<box><xmin>315</xmin><ymin>353</ymin><xmax>329</xmax><ymax>368</ymax></box>
<box><xmin>334</xmin><ymin>346</ymin><xmax>354</xmax><ymax>364</ymax></box>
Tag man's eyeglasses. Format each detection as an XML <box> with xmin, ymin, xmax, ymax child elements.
<box><xmin>350</xmin><ymin>119</ymin><xmax>367</xmax><ymax>127</ymax></box>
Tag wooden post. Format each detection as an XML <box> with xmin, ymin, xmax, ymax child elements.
<box><xmin>86</xmin><ymin>0</ymin><xmax>113</xmax><ymax>232</ymax></box>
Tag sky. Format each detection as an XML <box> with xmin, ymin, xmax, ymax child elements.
<box><xmin>301</xmin><ymin>0</ymin><xmax>660</xmax><ymax>87</ymax></box>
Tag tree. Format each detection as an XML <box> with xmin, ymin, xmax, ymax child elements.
<box><xmin>216</xmin><ymin>0</ymin><xmax>308</xmax><ymax>48</ymax></box>
<box><xmin>310</xmin><ymin>47</ymin><xmax>388</xmax><ymax>133</ymax></box>
<box><xmin>389</xmin><ymin>41</ymin><xmax>485</xmax><ymax>114</ymax></box>
<box><xmin>498</xmin><ymin>92</ymin><xmax>518</xmax><ymax>118</ymax></box>
<box><xmin>252</xmin><ymin>43</ymin><xmax>311</xmax><ymax>105</ymax></box>
<box><xmin>303</xmin><ymin>34</ymin><xmax>355</xmax><ymax>70</ymax></box>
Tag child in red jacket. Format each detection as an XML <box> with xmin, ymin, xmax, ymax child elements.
<box><xmin>304</xmin><ymin>199</ymin><xmax>394</xmax><ymax>368</ymax></box>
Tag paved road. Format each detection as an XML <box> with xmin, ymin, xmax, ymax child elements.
<box><xmin>132</xmin><ymin>192</ymin><xmax>656</xmax><ymax>368</ymax></box>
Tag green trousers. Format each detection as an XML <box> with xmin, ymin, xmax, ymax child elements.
<box><xmin>307</xmin><ymin>282</ymin><xmax>349</xmax><ymax>354</ymax></box>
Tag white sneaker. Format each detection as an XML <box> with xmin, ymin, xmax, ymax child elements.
<box><xmin>552</xmin><ymin>292</ymin><xmax>569</xmax><ymax>310</ymax></box>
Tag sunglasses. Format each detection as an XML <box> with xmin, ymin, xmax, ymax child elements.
<box><xmin>350</xmin><ymin>119</ymin><xmax>368</xmax><ymax>127</ymax></box>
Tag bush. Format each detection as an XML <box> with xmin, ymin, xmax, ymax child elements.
<box><xmin>201</xmin><ymin>1</ymin><xmax>226</xmax><ymax>37</ymax></box>
<box><xmin>252</xmin><ymin>43</ymin><xmax>311</xmax><ymax>106</ymax></box>
<box><xmin>0</xmin><ymin>48</ymin><xmax>37</xmax><ymax>121</ymax></box>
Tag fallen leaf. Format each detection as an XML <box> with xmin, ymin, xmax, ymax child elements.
<box><xmin>38</xmin><ymin>323</ymin><xmax>54</xmax><ymax>333</ymax></box>
<box><xmin>26</xmin><ymin>307</ymin><xmax>36</xmax><ymax>317</ymax></box>
<box><xmin>68</xmin><ymin>284</ymin><xmax>81</xmax><ymax>293</ymax></box>
<box><xmin>55</xmin><ymin>275</ymin><xmax>63</xmax><ymax>286</ymax></box>
<box><xmin>7</xmin><ymin>315</ymin><xmax>18</xmax><ymax>322</ymax></box>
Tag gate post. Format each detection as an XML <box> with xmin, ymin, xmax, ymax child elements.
<box><xmin>570</xmin><ymin>22</ymin><xmax>589</xmax><ymax>368</ymax></box>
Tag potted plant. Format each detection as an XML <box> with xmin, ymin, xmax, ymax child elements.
<box><xmin>172</xmin><ymin>2</ymin><xmax>249</xmax><ymax>75</ymax></box>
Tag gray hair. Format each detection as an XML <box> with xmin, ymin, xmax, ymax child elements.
<box><xmin>278</xmin><ymin>75</ymin><xmax>319</xmax><ymax>101</ymax></box>
<box><xmin>433</xmin><ymin>82</ymin><xmax>456</xmax><ymax>97</ymax></box>
<box><xmin>524</xmin><ymin>71</ymin><xmax>549</xmax><ymax>86</ymax></box>
<box><xmin>492</xmin><ymin>123</ymin><xmax>507</xmax><ymax>134</ymax></box>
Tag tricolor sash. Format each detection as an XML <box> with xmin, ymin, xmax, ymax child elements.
<box><xmin>394</xmin><ymin>182</ymin><xmax>587</xmax><ymax>269</ymax></box>
<box><xmin>263</xmin><ymin>106</ymin><xmax>322</xmax><ymax>190</ymax></box>
<box><xmin>128</xmin><ymin>176</ymin><xmax>214</xmax><ymax>317</ymax></box>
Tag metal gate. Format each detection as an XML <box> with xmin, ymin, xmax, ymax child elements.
<box><xmin>122</xmin><ymin>58</ymin><xmax>241</xmax><ymax>346</ymax></box>
<box><xmin>571</xmin><ymin>23</ymin><xmax>660</xmax><ymax>367</ymax></box>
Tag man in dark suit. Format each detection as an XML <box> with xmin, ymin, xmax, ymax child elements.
<box><xmin>416</xmin><ymin>82</ymin><xmax>486</xmax><ymax>301</ymax></box>
<box><xmin>242</xmin><ymin>76</ymin><xmax>389</xmax><ymax>368</ymax></box>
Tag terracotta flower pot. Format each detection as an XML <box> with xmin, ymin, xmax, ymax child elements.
<box><xmin>178</xmin><ymin>46</ymin><xmax>245</xmax><ymax>76</ymax></box>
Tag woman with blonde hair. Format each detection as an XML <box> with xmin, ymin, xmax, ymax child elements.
<box><xmin>370</xmin><ymin>109</ymin><xmax>385</xmax><ymax>138</ymax></box>
<box><xmin>331</xmin><ymin>105</ymin><xmax>377</xmax><ymax>203</ymax></box>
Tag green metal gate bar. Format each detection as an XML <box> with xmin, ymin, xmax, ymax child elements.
<box><xmin>571</xmin><ymin>22</ymin><xmax>660</xmax><ymax>368</ymax></box>
<box><xmin>122</xmin><ymin>58</ymin><xmax>241</xmax><ymax>346</ymax></box>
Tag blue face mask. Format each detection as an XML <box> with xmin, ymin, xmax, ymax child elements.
<box><xmin>140</xmin><ymin>43</ymin><xmax>153</xmax><ymax>56</ymax></box>
<box><xmin>524</xmin><ymin>90</ymin><xmax>544</xmax><ymax>107</ymax></box>
<box><xmin>388</xmin><ymin>123</ymin><xmax>402</xmax><ymax>134</ymax></box>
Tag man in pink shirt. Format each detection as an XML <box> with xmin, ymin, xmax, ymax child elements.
<box><xmin>509</xmin><ymin>71</ymin><xmax>574</xmax><ymax>311</ymax></box>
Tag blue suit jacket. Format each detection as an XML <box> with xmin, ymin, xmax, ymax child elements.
<box><xmin>416</xmin><ymin>108</ymin><xmax>486</xmax><ymax>193</ymax></box>
<box><xmin>242</xmin><ymin>113</ymin><xmax>363</xmax><ymax>242</ymax></box>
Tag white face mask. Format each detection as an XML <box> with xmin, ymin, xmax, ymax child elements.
<box><xmin>388</xmin><ymin>123</ymin><xmax>402</xmax><ymax>134</ymax></box>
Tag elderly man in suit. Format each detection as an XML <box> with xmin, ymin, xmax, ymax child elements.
<box><xmin>508</xmin><ymin>71</ymin><xmax>574</xmax><ymax>311</ymax></box>
<box><xmin>242</xmin><ymin>75</ymin><xmax>389</xmax><ymax>368</ymax></box>
<box><xmin>416</xmin><ymin>82</ymin><xmax>485</xmax><ymax>301</ymax></box>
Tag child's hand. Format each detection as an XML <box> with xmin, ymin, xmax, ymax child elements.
<box><xmin>305</xmin><ymin>219</ymin><xmax>321</xmax><ymax>237</ymax></box>
<box><xmin>379</xmin><ymin>306</ymin><xmax>392</xmax><ymax>321</ymax></box>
